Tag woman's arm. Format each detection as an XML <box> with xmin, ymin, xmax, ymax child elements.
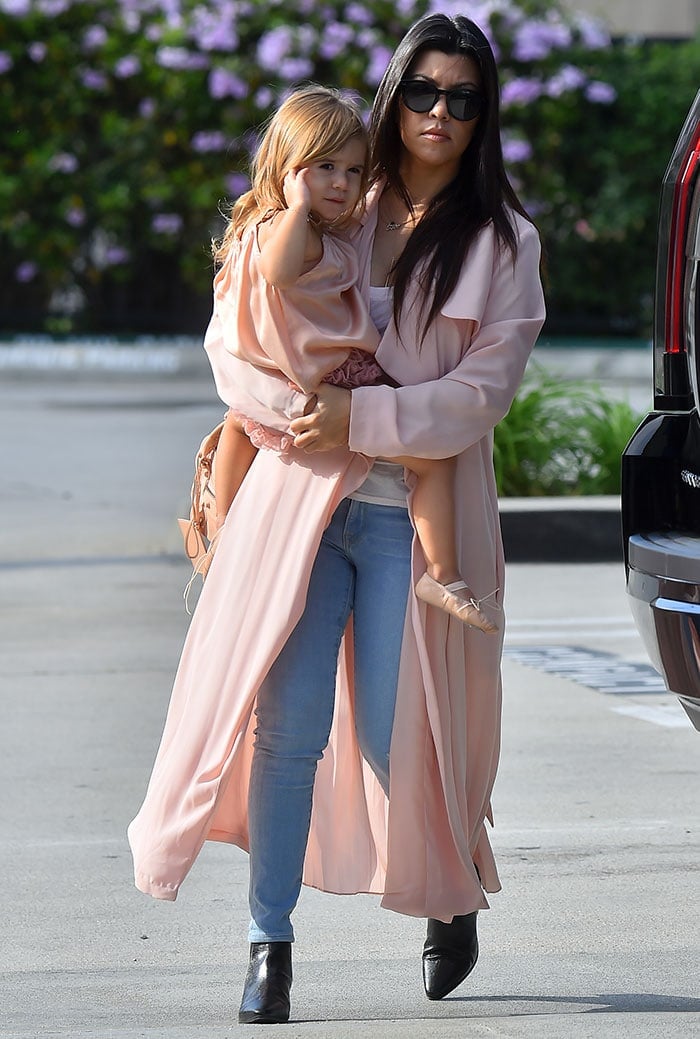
<box><xmin>291</xmin><ymin>224</ymin><xmax>545</xmax><ymax>457</ymax></box>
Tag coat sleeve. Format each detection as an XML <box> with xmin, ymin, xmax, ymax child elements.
<box><xmin>348</xmin><ymin>223</ymin><xmax>545</xmax><ymax>460</ymax></box>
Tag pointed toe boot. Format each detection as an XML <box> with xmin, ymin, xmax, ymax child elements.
<box><xmin>238</xmin><ymin>941</ymin><xmax>292</xmax><ymax>1024</ymax></box>
<box><xmin>422</xmin><ymin>912</ymin><xmax>479</xmax><ymax>1001</ymax></box>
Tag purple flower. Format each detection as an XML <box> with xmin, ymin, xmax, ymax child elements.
<box><xmin>345</xmin><ymin>3</ymin><xmax>374</xmax><ymax>26</ymax></box>
<box><xmin>190</xmin><ymin>4</ymin><xmax>239</xmax><ymax>52</ymax></box>
<box><xmin>28</xmin><ymin>42</ymin><xmax>47</xmax><ymax>62</ymax></box>
<box><xmin>83</xmin><ymin>25</ymin><xmax>108</xmax><ymax>51</ymax></box>
<box><xmin>145</xmin><ymin>23</ymin><xmax>163</xmax><ymax>43</ymax></box>
<box><xmin>104</xmin><ymin>245</ymin><xmax>130</xmax><ymax>267</ymax></box>
<box><xmin>319</xmin><ymin>22</ymin><xmax>354</xmax><ymax>61</ymax></box>
<box><xmin>191</xmin><ymin>130</ymin><xmax>229</xmax><ymax>153</ymax></box>
<box><xmin>209</xmin><ymin>67</ymin><xmax>248</xmax><ymax>100</ymax></box>
<box><xmin>226</xmin><ymin>172</ymin><xmax>250</xmax><ymax>197</ymax></box>
<box><xmin>65</xmin><ymin>206</ymin><xmax>86</xmax><ymax>227</ymax></box>
<box><xmin>15</xmin><ymin>261</ymin><xmax>38</xmax><ymax>283</ymax></box>
<box><xmin>576</xmin><ymin>14</ymin><xmax>611</xmax><ymax>51</ymax></box>
<box><xmin>356</xmin><ymin>28</ymin><xmax>376</xmax><ymax>50</ymax></box>
<box><xmin>586</xmin><ymin>81</ymin><xmax>617</xmax><ymax>105</ymax></box>
<box><xmin>366</xmin><ymin>44</ymin><xmax>392</xmax><ymax>87</ymax></box>
<box><xmin>152</xmin><ymin>213</ymin><xmax>183</xmax><ymax>235</ymax></box>
<box><xmin>257</xmin><ymin>26</ymin><xmax>293</xmax><ymax>71</ymax></box>
<box><xmin>254</xmin><ymin>86</ymin><xmax>274</xmax><ymax>110</ymax></box>
<box><xmin>80</xmin><ymin>68</ymin><xmax>108</xmax><ymax>90</ymax></box>
<box><xmin>49</xmin><ymin>152</ymin><xmax>79</xmax><ymax>174</ymax></box>
<box><xmin>37</xmin><ymin>0</ymin><xmax>69</xmax><ymax>14</ymax></box>
<box><xmin>156</xmin><ymin>47</ymin><xmax>209</xmax><ymax>72</ymax></box>
<box><xmin>501</xmin><ymin>77</ymin><xmax>543</xmax><ymax>107</ymax></box>
<box><xmin>0</xmin><ymin>1</ymin><xmax>31</xmax><ymax>15</ymax></box>
<box><xmin>120</xmin><ymin>11</ymin><xmax>141</xmax><ymax>34</ymax></box>
<box><xmin>296</xmin><ymin>25</ymin><xmax>317</xmax><ymax>57</ymax></box>
<box><xmin>139</xmin><ymin>98</ymin><xmax>156</xmax><ymax>118</ymax></box>
<box><xmin>114</xmin><ymin>55</ymin><xmax>141</xmax><ymax>78</ymax></box>
<box><xmin>513</xmin><ymin>19</ymin><xmax>572</xmax><ymax>62</ymax></box>
<box><xmin>545</xmin><ymin>65</ymin><xmax>587</xmax><ymax>98</ymax></box>
<box><xmin>0</xmin><ymin>51</ymin><xmax>13</xmax><ymax>74</ymax></box>
<box><xmin>502</xmin><ymin>137</ymin><xmax>533</xmax><ymax>164</ymax></box>
<box><xmin>279</xmin><ymin>56</ymin><xmax>313</xmax><ymax>81</ymax></box>
<box><xmin>157</xmin><ymin>0</ymin><xmax>183</xmax><ymax>30</ymax></box>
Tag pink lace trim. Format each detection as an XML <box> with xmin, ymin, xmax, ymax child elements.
<box><xmin>229</xmin><ymin>411</ymin><xmax>294</xmax><ymax>455</ymax></box>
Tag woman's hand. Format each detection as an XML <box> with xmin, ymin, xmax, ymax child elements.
<box><xmin>289</xmin><ymin>383</ymin><xmax>351</xmax><ymax>452</ymax></box>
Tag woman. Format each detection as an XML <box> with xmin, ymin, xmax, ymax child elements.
<box><xmin>128</xmin><ymin>12</ymin><xmax>545</xmax><ymax>1024</ymax></box>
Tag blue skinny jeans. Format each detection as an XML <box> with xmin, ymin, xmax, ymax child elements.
<box><xmin>247</xmin><ymin>498</ymin><xmax>414</xmax><ymax>942</ymax></box>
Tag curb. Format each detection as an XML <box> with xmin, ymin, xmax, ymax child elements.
<box><xmin>500</xmin><ymin>496</ymin><xmax>622</xmax><ymax>563</ymax></box>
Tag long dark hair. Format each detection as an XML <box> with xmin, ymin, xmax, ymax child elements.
<box><xmin>369</xmin><ymin>13</ymin><xmax>532</xmax><ymax>339</ymax></box>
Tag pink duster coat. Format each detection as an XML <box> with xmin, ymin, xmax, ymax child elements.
<box><xmin>127</xmin><ymin>188</ymin><xmax>546</xmax><ymax>921</ymax></box>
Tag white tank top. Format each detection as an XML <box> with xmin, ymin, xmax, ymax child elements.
<box><xmin>348</xmin><ymin>285</ymin><xmax>409</xmax><ymax>509</ymax></box>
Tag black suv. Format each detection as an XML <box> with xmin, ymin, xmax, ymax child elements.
<box><xmin>622</xmin><ymin>90</ymin><xmax>700</xmax><ymax>732</ymax></box>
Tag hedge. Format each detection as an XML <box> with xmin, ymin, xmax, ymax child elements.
<box><xmin>1</xmin><ymin>0</ymin><xmax>684</xmax><ymax>336</ymax></box>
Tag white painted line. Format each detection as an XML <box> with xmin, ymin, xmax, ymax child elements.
<box><xmin>506</xmin><ymin>616</ymin><xmax>632</xmax><ymax>627</ymax></box>
<box><xmin>612</xmin><ymin>703</ymin><xmax>691</xmax><ymax>728</ymax></box>
<box><xmin>505</xmin><ymin>628</ymin><xmax>640</xmax><ymax>641</ymax></box>
<box><xmin>495</xmin><ymin>819</ymin><xmax>686</xmax><ymax>839</ymax></box>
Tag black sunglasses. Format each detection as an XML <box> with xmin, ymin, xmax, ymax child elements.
<box><xmin>399</xmin><ymin>80</ymin><xmax>484</xmax><ymax>122</ymax></box>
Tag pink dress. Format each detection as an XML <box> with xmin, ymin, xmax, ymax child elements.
<box><xmin>213</xmin><ymin>221</ymin><xmax>384</xmax><ymax>451</ymax></box>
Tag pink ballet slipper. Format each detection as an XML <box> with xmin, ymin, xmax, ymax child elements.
<box><xmin>415</xmin><ymin>574</ymin><xmax>499</xmax><ymax>634</ymax></box>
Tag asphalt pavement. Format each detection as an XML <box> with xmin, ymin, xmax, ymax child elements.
<box><xmin>1</xmin><ymin>363</ymin><xmax>698</xmax><ymax>1038</ymax></box>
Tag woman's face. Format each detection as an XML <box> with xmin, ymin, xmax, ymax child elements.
<box><xmin>397</xmin><ymin>49</ymin><xmax>482</xmax><ymax>175</ymax></box>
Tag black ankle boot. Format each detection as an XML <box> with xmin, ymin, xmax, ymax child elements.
<box><xmin>238</xmin><ymin>941</ymin><xmax>292</xmax><ymax>1024</ymax></box>
<box><xmin>422</xmin><ymin>912</ymin><xmax>478</xmax><ymax>1000</ymax></box>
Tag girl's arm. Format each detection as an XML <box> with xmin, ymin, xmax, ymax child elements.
<box><xmin>291</xmin><ymin>223</ymin><xmax>545</xmax><ymax>457</ymax></box>
<box><xmin>257</xmin><ymin>169</ymin><xmax>321</xmax><ymax>288</ymax></box>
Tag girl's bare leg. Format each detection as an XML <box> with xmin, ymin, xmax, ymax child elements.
<box><xmin>214</xmin><ymin>411</ymin><xmax>258</xmax><ymax>529</ymax></box>
<box><xmin>389</xmin><ymin>455</ymin><xmax>498</xmax><ymax>634</ymax></box>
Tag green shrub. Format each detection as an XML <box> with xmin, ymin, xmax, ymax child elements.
<box><xmin>513</xmin><ymin>36</ymin><xmax>700</xmax><ymax>336</ymax></box>
<box><xmin>494</xmin><ymin>368</ymin><xmax>644</xmax><ymax>496</ymax></box>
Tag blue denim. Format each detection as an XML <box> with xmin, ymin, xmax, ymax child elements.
<box><xmin>247</xmin><ymin>498</ymin><xmax>414</xmax><ymax>942</ymax></box>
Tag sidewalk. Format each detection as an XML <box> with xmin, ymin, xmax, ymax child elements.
<box><xmin>3</xmin><ymin>361</ymin><xmax>698</xmax><ymax>1038</ymax></box>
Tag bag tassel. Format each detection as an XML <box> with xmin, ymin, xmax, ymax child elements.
<box><xmin>177</xmin><ymin>418</ymin><xmax>226</xmax><ymax>613</ymax></box>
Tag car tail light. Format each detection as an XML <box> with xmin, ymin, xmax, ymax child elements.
<box><xmin>654</xmin><ymin>91</ymin><xmax>700</xmax><ymax>410</ymax></box>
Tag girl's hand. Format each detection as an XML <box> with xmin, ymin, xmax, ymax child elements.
<box><xmin>289</xmin><ymin>383</ymin><xmax>351</xmax><ymax>452</ymax></box>
<box><xmin>283</xmin><ymin>167</ymin><xmax>312</xmax><ymax>213</ymax></box>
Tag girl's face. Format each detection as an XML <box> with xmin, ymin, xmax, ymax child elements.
<box><xmin>398</xmin><ymin>49</ymin><xmax>482</xmax><ymax>176</ymax></box>
<box><xmin>300</xmin><ymin>136</ymin><xmax>367</xmax><ymax>223</ymax></box>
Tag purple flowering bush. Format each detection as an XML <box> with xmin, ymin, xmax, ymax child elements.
<box><xmin>520</xmin><ymin>33</ymin><xmax>700</xmax><ymax>334</ymax></box>
<box><xmin>0</xmin><ymin>0</ymin><xmax>690</xmax><ymax>334</ymax></box>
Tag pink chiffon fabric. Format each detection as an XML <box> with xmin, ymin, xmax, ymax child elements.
<box><xmin>216</xmin><ymin>222</ymin><xmax>384</xmax><ymax>454</ymax></box>
<box><xmin>127</xmin><ymin>185</ymin><xmax>546</xmax><ymax>920</ymax></box>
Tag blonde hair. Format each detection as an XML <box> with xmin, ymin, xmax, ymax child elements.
<box><xmin>213</xmin><ymin>85</ymin><xmax>368</xmax><ymax>264</ymax></box>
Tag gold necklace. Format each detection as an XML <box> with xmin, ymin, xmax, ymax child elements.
<box><xmin>386</xmin><ymin>217</ymin><xmax>410</xmax><ymax>231</ymax></box>
<box><xmin>383</xmin><ymin>201</ymin><xmax>429</xmax><ymax>232</ymax></box>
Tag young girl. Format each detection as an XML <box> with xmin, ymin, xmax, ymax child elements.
<box><xmin>207</xmin><ymin>84</ymin><xmax>497</xmax><ymax>634</ymax></box>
